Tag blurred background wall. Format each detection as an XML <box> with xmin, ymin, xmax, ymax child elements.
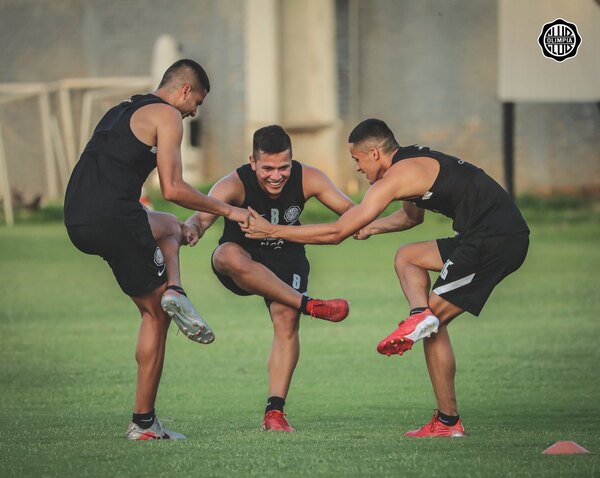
<box><xmin>0</xmin><ymin>0</ymin><xmax>598</xmax><ymax>204</ymax></box>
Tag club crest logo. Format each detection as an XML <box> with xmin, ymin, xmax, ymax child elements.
<box><xmin>538</xmin><ymin>19</ymin><xmax>581</xmax><ymax>62</ymax></box>
<box><xmin>153</xmin><ymin>247</ymin><xmax>164</xmax><ymax>267</ymax></box>
<box><xmin>284</xmin><ymin>206</ymin><xmax>301</xmax><ymax>223</ymax></box>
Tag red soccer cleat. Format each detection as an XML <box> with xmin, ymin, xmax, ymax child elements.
<box><xmin>377</xmin><ymin>308</ymin><xmax>439</xmax><ymax>356</ymax></box>
<box><xmin>306</xmin><ymin>299</ymin><xmax>349</xmax><ymax>322</ymax></box>
<box><xmin>262</xmin><ymin>410</ymin><xmax>295</xmax><ymax>432</ymax></box>
<box><xmin>404</xmin><ymin>410</ymin><xmax>466</xmax><ymax>438</ymax></box>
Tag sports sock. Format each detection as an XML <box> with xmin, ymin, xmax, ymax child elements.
<box><xmin>409</xmin><ymin>307</ymin><xmax>428</xmax><ymax>315</ymax></box>
<box><xmin>265</xmin><ymin>396</ymin><xmax>285</xmax><ymax>413</ymax></box>
<box><xmin>300</xmin><ymin>295</ymin><xmax>312</xmax><ymax>315</ymax></box>
<box><xmin>437</xmin><ymin>410</ymin><xmax>460</xmax><ymax>426</ymax></box>
<box><xmin>167</xmin><ymin>285</ymin><xmax>187</xmax><ymax>297</ymax></box>
<box><xmin>132</xmin><ymin>409</ymin><xmax>156</xmax><ymax>429</ymax></box>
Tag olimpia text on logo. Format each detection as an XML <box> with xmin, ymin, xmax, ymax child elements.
<box><xmin>538</xmin><ymin>18</ymin><xmax>581</xmax><ymax>62</ymax></box>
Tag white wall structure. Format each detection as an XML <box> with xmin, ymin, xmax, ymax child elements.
<box><xmin>245</xmin><ymin>0</ymin><xmax>341</xmax><ymax>183</ymax></box>
<box><xmin>499</xmin><ymin>0</ymin><xmax>600</xmax><ymax>101</ymax></box>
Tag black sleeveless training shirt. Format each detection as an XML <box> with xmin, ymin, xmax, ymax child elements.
<box><xmin>64</xmin><ymin>94</ymin><xmax>168</xmax><ymax>226</ymax></box>
<box><xmin>393</xmin><ymin>145</ymin><xmax>529</xmax><ymax>239</ymax></box>
<box><xmin>219</xmin><ymin>160</ymin><xmax>306</xmax><ymax>253</ymax></box>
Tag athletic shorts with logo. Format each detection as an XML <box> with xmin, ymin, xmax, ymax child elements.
<box><xmin>66</xmin><ymin>223</ymin><xmax>167</xmax><ymax>297</ymax></box>
<box><xmin>212</xmin><ymin>245</ymin><xmax>309</xmax><ymax>304</ymax></box>
<box><xmin>433</xmin><ymin>232</ymin><xmax>529</xmax><ymax>316</ymax></box>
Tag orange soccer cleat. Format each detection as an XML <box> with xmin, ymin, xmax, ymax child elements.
<box><xmin>262</xmin><ymin>410</ymin><xmax>295</xmax><ymax>433</ymax></box>
<box><xmin>404</xmin><ymin>410</ymin><xmax>466</xmax><ymax>438</ymax></box>
<box><xmin>377</xmin><ymin>308</ymin><xmax>439</xmax><ymax>356</ymax></box>
<box><xmin>306</xmin><ymin>299</ymin><xmax>349</xmax><ymax>322</ymax></box>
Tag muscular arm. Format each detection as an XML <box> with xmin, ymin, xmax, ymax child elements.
<box><xmin>154</xmin><ymin>106</ymin><xmax>247</xmax><ymax>224</ymax></box>
<box><xmin>245</xmin><ymin>173</ymin><xmax>399</xmax><ymax>244</ymax></box>
<box><xmin>302</xmin><ymin>164</ymin><xmax>355</xmax><ymax>215</ymax></box>
<box><xmin>354</xmin><ymin>201</ymin><xmax>424</xmax><ymax>239</ymax></box>
<box><xmin>185</xmin><ymin>172</ymin><xmax>244</xmax><ymax>239</ymax></box>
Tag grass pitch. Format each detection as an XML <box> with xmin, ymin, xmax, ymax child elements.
<box><xmin>0</xmin><ymin>212</ymin><xmax>599</xmax><ymax>477</ymax></box>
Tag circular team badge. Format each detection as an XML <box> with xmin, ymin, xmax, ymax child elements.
<box><xmin>153</xmin><ymin>247</ymin><xmax>164</xmax><ymax>267</ymax></box>
<box><xmin>538</xmin><ymin>18</ymin><xmax>581</xmax><ymax>62</ymax></box>
<box><xmin>284</xmin><ymin>206</ymin><xmax>301</xmax><ymax>224</ymax></box>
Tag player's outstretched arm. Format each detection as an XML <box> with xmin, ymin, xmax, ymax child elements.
<box><xmin>154</xmin><ymin>106</ymin><xmax>249</xmax><ymax>225</ymax></box>
<box><xmin>353</xmin><ymin>201</ymin><xmax>424</xmax><ymax>240</ymax></box>
<box><xmin>184</xmin><ymin>173</ymin><xmax>245</xmax><ymax>246</ymax></box>
<box><xmin>244</xmin><ymin>174</ymin><xmax>399</xmax><ymax>245</ymax></box>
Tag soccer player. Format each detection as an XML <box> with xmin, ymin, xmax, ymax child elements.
<box><xmin>185</xmin><ymin>125</ymin><xmax>353</xmax><ymax>432</ymax></box>
<box><xmin>64</xmin><ymin>59</ymin><xmax>249</xmax><ymax>440</ymax></box>
<box><xmin>244</xmin><ymin>118</ymin><xmax>530</xmax><ymax>437</ymax></box>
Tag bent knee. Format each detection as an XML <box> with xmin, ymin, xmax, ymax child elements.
<box><xmin>213</xmin><ymin>243</ymin><xmax>247</xmax><ymax>274</ymax></box>
<box><xmin>164</xmin><ymin>213</ymin><xmax>181</xmax><ymax>237</ymax></box>
<box><xmin>395</xmin><ymin>240</ymin><xmax>442</xmax><ymax>271</ymax></box>
<box><xmin>395</xmin><ymin>243</ymin><xmax>418</xmax><ymax>268</ymax></box>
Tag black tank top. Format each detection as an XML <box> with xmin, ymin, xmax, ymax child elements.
<box><xmin>64</xmin><ymin>94</ymin><xmax>168</xmax><ymax>225</ymax></box>
<box><xmin>219</xmin><ymin>160</ymin><xmax>306</xmax><ymax>253</ymax></box>
<box><xmin>393</xmin><ymin>145</ymin><xmax>529</xmax><ymax>238</ymax></box>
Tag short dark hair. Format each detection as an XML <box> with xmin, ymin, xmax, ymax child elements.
<box><xmin>252</xmin><ymin>125</ymin><xmax>292</xmax><ymax>159</ymax></box>
<box><xmin>158</xmin><ymin>59</ymin><xmax>210</xmax><ymax>93</ymax></box>
<box><xmin>348</xmin><ymin>118</ymin><xmax>399</xmax><ymax>153</ymax></box>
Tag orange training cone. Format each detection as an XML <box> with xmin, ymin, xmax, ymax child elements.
<box><xmin>543</xmin><ymin>441</ymin><xmax>589</xmax><ymax>455</ymax></box>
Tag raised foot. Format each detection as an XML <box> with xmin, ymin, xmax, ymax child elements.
<box><xmin>161</xmin><ymin>289</ymin><xmax>215</xmax><ymax>344</ymax></box>
<box><xmin>377</xmin><ymin>308</ymin><xmax>439</xmax><ymax>356</ymax></box>
<box><xmin>306</xmin><ymin>298</ymin><xmax>349</xmax><ymax>322</ymax></box>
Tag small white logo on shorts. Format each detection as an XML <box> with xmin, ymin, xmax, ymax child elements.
<box><xmin>284</xmin><ymin>206</ymin><xmax>301</xmax><ymax>223</ymax></box>
<box><xmin>150</xmin><ymin>145</ymin><xmax>157</xmax><ymax>154</ymax></box>
<box><xmin>440</xmin><ymin>259</ymin><xmax>453</xmax><ymax>280</ymax></box>
<box><xmin>153</xmin><ymin>247</ymin><xmax>164</xmax><ymax>267</ymax></box>
<box><xmin>422</xmin><ymin>191</ymin><xmax>433</xmax><ymax>200</ymax></box>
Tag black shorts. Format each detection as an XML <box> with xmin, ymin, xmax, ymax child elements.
<box><xmin>212</xmin><ymin>244</ymin><xmax>310</xmax><ymax>302</ymax></box>
<box><xmin>66</xmin><ymin>223</ymin><xmax>167</xmax><ymax>297</ymax></box>
<box><xmin>432</xmin><ymin>233</ymin><xmax>529</xmax><ymax>316</ymax></box>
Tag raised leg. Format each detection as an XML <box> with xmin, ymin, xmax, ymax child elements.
<box><xmin>213</xmin><ymin>242</ymin><xmax>304</xmax><ymax>309</ymax></box>
<box><xmin>147</xmin><ymin>210</ymin><xmax>184</xmax><ymax>287</ymax></box>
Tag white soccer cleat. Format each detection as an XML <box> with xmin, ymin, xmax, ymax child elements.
<box><xmin>161</xmin><ymin>289</ymin><xmax>215</xmax><ymax>344</ymax></box>
<box><xmin>126</xmin><ymin>418</ymin><xmax>186</xmax><ymax>440</ymax></box>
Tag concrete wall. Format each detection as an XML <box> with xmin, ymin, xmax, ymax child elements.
<box><xmin>1</xmin><ymin>0</ymin><xmax>598</xmax><ymax>199</ymax></box>
<box><xmin>0</xmin><ymin>0</ymin><xmax>246</xmax><ymax>198</ymax></box>
<box><xmin>336</xmin><ymin>0</ymin><xmax>600</xmax><ymax>194</ymax></box>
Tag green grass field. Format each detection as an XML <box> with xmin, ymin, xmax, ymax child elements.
<box><xmin>1</xmin><ymin>210</ymin><xmax>599</xmax><ymax>477</ymax></box>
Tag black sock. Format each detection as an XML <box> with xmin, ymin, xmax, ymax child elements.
<box><xmin>437</xmin><ymin>410</ymin><xmax>460</xmax><ymax>426</ymax></box>
<box><xmin>132</xmin><ymin>409</ymin><xmax>156</xmax><ymax>429</ymax></box>
<box><xmin>409</xmin><ymin>307</ymin><xmax>427</xmax><ymax>315</ymax></box>
<box><xmin>167</xmin><ymin>285</ymin><xmax>187</xmax><ymax>297</ymax></box>
<box><xmin>265</xmin><ymin>396</ymin><xmax>285</xmax><ymax>413</ymax></box>
<box><xmin>300</xmin><ymin>295</ymin><xmax>312</xmax><ymax>315</ymax></box>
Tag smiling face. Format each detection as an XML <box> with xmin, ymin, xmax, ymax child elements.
<box><xmin>250</xmin><ymin>149</ymin><xmax>292</xmax><ymax>198</ymax></box>
<box><xmin>349</xmin><ymin>142</ymin><xmax>384</xmax><ymax>184</ymax></box>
